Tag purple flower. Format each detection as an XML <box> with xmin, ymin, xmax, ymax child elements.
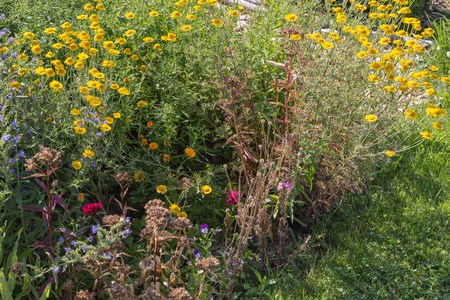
<box><xmin>12</xmin><ymin>135</ymin><xmax>19</xmax><ymax>142</ymax></box>
<box><xmin>54</xmin><ymin>267</ymin><xmax>60</xmax><ymax>274</ymax></box>
<box><xmin>2</xmin><ymin>134</ymin><xmax>10</xmax><ymax>141</ymax></box>
<box><xmin>227</xmin><ymin>269</ymin><xmax>233</xmax><ymax>276</ymax></box>
<box><xmin>8</xmin><ymin>37</ymin><xmax>14</xmax><ymax>44</ymax></box>
<box><xmin>284</xmin><ymin>181</ymin><xmax>292</xmax><ymax>191</ymax></box>
<box><xmin>125</xmin><ymin>217</ymin><xmax>131</xmax><ymax>224</ymax></box>
<box><xmin>18</xmin><ymin>150</ymin><xmax>25</xmax><ymax>157</ymax></box>
<box><xmin>64</xmin><ymin>247</ymin><xmax>71</xmax><ymax>252</ymax></box>
<box><xmin>82</xmin><ymin>245</ymin><xmax>87</xmax><ymax>252</ymax></box>
<box><xmin>193</xmin><ymin>249</ymin><xmax>201</xmax><ymax>259</ymax></box>
<box><xmin>91</xmin><ymin>226</ymin><xmax>98</xmax><ymax>234</ymax></box>
<box><xmin>0</xmin><ymin>14</ymin><xmax>5</xmax><ymax>20</ymax></box>
<box><xmin>9</xmin><ymin>169</ymin><xmax>15</xmax><ymax>173</ymax></box>
<box><xmin>123</xmin><ymin>228</ymin><xmax>131</xmax><ymax>235</ymax></box>
<box><xmin>71</xmin><ymin>241</ymin><xmax>77</xmax><ymax>246</ymax></box>
<box><xmin>59</xmin><ymin>237</ymin><xmax>64</xmax><ymax>243</ymax></box>
<box><xmin>277</xmin><ymin>182</ymin><xmax>284</xmax><ymax>191</ymax></box>
<box><xmin>201</xmin><ymin>224</ymin><xmax>208</xmax><ymax>235</ymax></box>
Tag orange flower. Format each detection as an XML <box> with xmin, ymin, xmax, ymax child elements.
<box><xmin>163</xmin><ymin>154</ymin><xmax>171</xmax><ymax>162</ymax></box>
<box><xmin>141</xmin><ymin>139</ymin><xmax>148</xmax><ymax>146</ymax></box>
<box><xmin>149</xmin><ymin>142</ymin><xmax>158</xmax><ymax>150</ymax></box>
<box><xmin>185</xmin><ymin>148</ymin><xmax>196</xmax><ymax>158</ymax></box>
<box><xmin>164</xmin><ymin>139</ymin><xmax>170</xmax><ymax>146</ymax></box>
<box><xmin>147</xmin><ymin>121</ymin><xmax>153</xmax><ymax>127</ymax></box>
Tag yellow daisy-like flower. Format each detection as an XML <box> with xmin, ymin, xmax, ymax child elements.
<box><xmin>143</xmin><ymin>37</ymin><xmax>154</xmax><ymax>43</ymax></box>
<box><xmin>229</xmin><ymin>10</ymin><xmax>239</xmax><ymax>17</ymax></box>
<box><xmin>149</xmin><ymin>11</ymin><xmax>159</xmax><ymax>17</ymax></box>
<box><xmin>83</xmin><ymin>149</ymin><xmax>94</xmax><ymax>158</ymax></box>
<box><xmin>149</xmin><ymin>142</ymin><xmax>158</xmax><ymax>150</ymax></box>
<box><xmin>285</xmin><ymin>14</ymin><xmax>297</xmax><ymax>22</ymax></box>
<box><xmin>186</xmin><ymin>14</ymin><xmax>196</xmax><ymax>20</ymax></box>
<box><xmin>104</xmin><ymin>117</ymin><xmax>114</xmax><ymax>124</ymax></box>
<box><xmin>115</xmin><ymin>38</ymin><xmax>126</xmax><ymax>44</ymax></box>
<box><xmin>365</xmin><ymin>114</ymin><xmax>378</xmax><ymax>122</ymax></box>
<box><xmin>432</xmin><ymin>122</ymin><xmax>443</xmax><ymax>130</ymax></box>
<box><xmin>385</xmin><ymin>151</ymin><xmax>395</xmax><ymax>157</ymax></box>
<box><xmin>74</xmin><ymin>127</ymin><xmax>87</xmax><ymax>134</ymax></box>
<box><xmin>49</xmin><ymin>81</ymin><xmax>63</xmax><ymax>92</ymax></box>
<box><xmin>153</xmin><ymin>44</ymin><xmax>161</xmax><ymax>50</ymax></box>
<box><xmin>72</xmin><ymin>161</ymin><xmax>82</xmax><ymax>170</ymax></box>
<box><xmin>71</xmin><ymin>109</ymin><xmax>81</xmax><ymax>116</ymax></box>
<box><xmin>113</xmin><ymin>112</ymin><xmax>121</xmax><ymax>118</ymax></box>
<box><xmin>177</xmin><ymin>211</ymin><xmax>188</xmax><ymax>218</ymax></box>
<box><xmin>185</xmin><ymin>148</ymin><xmax>196</xmax><ymax>158</ymax></box>
<box><xmin>137</xmin><ymin>100</ymin><xmax>147</xmax><ymax>107</ymax></box>
<box><xmin>180</xmin><ymin>25</ymin><xmax>192</xmax><ymax>31</ymax></box>
<box><xmin>118</xmin><ymin>87</ymin><xmax>131</xmax><ymax>95</ymax></box>
<box><xmin>201</xmin><ymin>185</ymin><xmax>212</xmax><ymax>194</ymax></box>
<box><xmin>124</xmin><ymin>30</ymin><xmax>136</xmax><ymax>37</ymax></box>
<box><xmin>169</xmin><ymin>204</ymin><xmax>181</xmax><ymax>213</ymax></box>
<box><xmin>420</xmin><ymin>131</ymin><xmax>433</xmax><ymax>139</ymax></box>
<box><xmin>171</xmin><ymin>11</ymin><xmax>182</xmax><ymax>18</ymax></box>
<box><xmin>211</xmin><ymin>19</ymin><xmax>223</xmax><ymax>26</ymax></box>
<box><xmin>290</xmin><ymin>34</ymin><xmax>302</xmax><ymax>40</ymax></box>
<box><xmin>156</xmin><ymin>185</ymin><xmax>168</xmax><ymax>194</ymax></box>
<box><xmin>367</xmin><ymin>75</ymin><xmax>379</xmax><ymax>82</ymax></box>
<box><xmin>99</xmin><ymin>124</ymin><xmax>111</xmax><ymax>132</ymax></box>
<box><xmin>125</xmin><ymin>13</ymin><xmax>135</xmax><ymax>19</ymax></box>
<box><xmin>83</xmin><ymin>3</ymin><xmax>94</xmax><ymax>11</ymax></box>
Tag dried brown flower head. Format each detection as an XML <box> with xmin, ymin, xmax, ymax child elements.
<box><xmin>114</xmin><ymin>172</ymin><xmax>132</xmax><ymax>186</ymax></box>
<box><xmin>10</xmin><ymin>262</ymin><xmax>23</xmax><ymax>276</ymax></box>
<box><xmin>171</xmin><ymin>217</ymin><xmax>192</xmax><ymax>231</ymax></box>
<box><xmin>102</xmin><ymin>214</ymin><xmax>122</xmax><ymax>227</ymax></box>
<box><xmin>143</xmin><ymin>199</ymin><xmax>173</xmax><ymax>231</ymax></box>
<box><xmin>75</xmin><ymin>290</ymin><xmax>94</xmax><ymax>300</ymax></box>
<box><xmin>195</xmin><ymin>257</ymin><xmax>220</xmax><ymax>272</ymax></box>
<box><xmin>141</xmin><ymin>287</ymin><xmax>164</xmax><ymax>300</ymax></box>
<box><xmin>178</xmin><ymin>177</ymin><xmax>192</xmax><ymax>189</ymax></box>
<box><xmin>169</xmin><ymin>287</ymin><xmax>191</xmax><ymax>300</ymax></box>
<box><xmin>178</xmin><ymin>235</ymin><xmax>194</xmax><ymax>248</ymax></box>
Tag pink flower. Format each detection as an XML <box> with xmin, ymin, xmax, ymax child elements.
<box><xmin>227</xmin><ymin>190</ymin><xmax>241</xmax><ymax>205</ymax></box>
<box><xmin>82</xmin><ymin>203</ymin><xmax>102</xmax><ymax>215</ymax></box>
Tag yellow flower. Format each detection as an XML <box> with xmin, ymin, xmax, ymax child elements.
<box><xmin>426</xmin><ymin>88</ymin><xmax>436</xmax><ymax>96</ymax></box>
<box><xmin>61</xmin><ymin>22</ymin><xmax>72</xmax><ymax>28</ymax></box>
<box><xmin>117</xmin><ymin>87</ymin><xmax>131</xmax><ymax>95</ymax></box>
<box><xmin>177</xmin><ymin>211</ymin><xmax>188</xmax><ymax>218</ymax></box>
<box><xmin>429</xmin><ymin>65</ymin><xmax>439</xmax><ymax>71</ymax></box>
<box><xmin>124</xmin><ymin>30</ymin><xmax>136</xmax><ymax>37</ymax></box>
<box><xmin>156</xmin><ymin>185</ymin><xmax>168</xmax><ymax>194</ymax></box>
<box><xmin>367</xmin><ymin>75</ymin><xmax>379</xmax><ymax>82</ymax></box>
<box><xmin>211</xmin><ymin>19</ymin><xmax>223</xmax><ymax>26</ymax></box>
<box><xmin>44</xmin><ymin>27</ymin><xmax>57</xmax><ymax>35</ymax></box>
<box><xmin>125</xmin><ymin>12</ymin><xmax>135</xmax><ymax>19</ymax></box>
<box><xmin>74</xmin><ymin>126</ymin><xmax>87</xmax><ymax>134</ymax></box>
<box><xmin>169</xmin><ymin>204</ymin><xmax>181</xmax><ymax>213</ymax></box>
<box><xmin>110</xmin><ymin>84</ymin><xmax>119</xmax><ymax>90</ymax></box>
<box><xmin>71</xmin><ymin>109</ymin><xmax>81</xmax><ymax>116</ymax></box>
<box><xmin>78</xmin><ymin>193</ymin><xmax>85</xmax><ymax>200</ymax></box>
<box><xmin>441</xmin><ymin>77</ymin><xmax>450</xmax><ymax>84</ymax></box>
<box><xmin>84</xmin><ymin>3</ymin><xmax>94</xmax><ymax>10</ymax></box>
<box><xmin>108</xmin><ymin>49</ymin><xmax>120</xmax><ymax>55</ymax></box>
<box><xmin>130</xmin><ymin>54</ymin><xmax>139</xmax><ymax>61</ymax></box>
<box><xmin>201</xmin><ymin>185</ymin><xmax>212</xmax><ymax>194</ymax></box>
<box><xmin>31</xmin><ymin>45</ymin><xmax>42</xmax><ymax>54</ymax></box>
<box><xmin>115</xmin><ymin>38</ymin><xmax>126</xmax><ymax>44</ymax></box>
<box><xmin>89</xmin><ymin>48</ymin><xmax>99</xmax><ymax>56</ymax></box>
<box><xmin>149</xmin><ymin>11</ymin><xmax>159</xmax><ymax>17</ymax></box>
<box><xmin>365</xmin><ymin>114</ymin><xmax>378</xmax><ymax>122</ymax></box>
<box><xmin>72</xmin><ymin>161</ymin><xmax>82</xmax><ymax>170</ymax></box>
<box><xmin>229</xmin><ymin>10</ymin><xmax>239</xmax><ymax>17</ymax></box>
<box><xmin>49</xmin><ymin>81</ymin><xmax>63</xmax><ymax>92</ymax></box>
<box><xmin>185</xmin><ymin>148</ymin><xmax>196</xmax><ymax>158</ymax></box>
<box><xmin>433</xmin><ymin>122</ymin><xmax>443</xmax><ymax>130</ymax></box>
<box><xmin>113</xmin><ymin>112</ymin><xmax>121</xmax><ymax>118</ymax></box>
<box><xmin>103</xmin><ymin>41</ymin><xmax>114</xmax><ymax>49</ymax></box>
<box><xmin>77</xmin><ymin>14</ymin><xmax>88</xmax><ymax>19</ymax></box>
<box><xmin>140</xmin><ymin>65</ymin><xmax>147</xmax><ymax>71</ymax></box>
<box><xmin>137</xmin><ymin>100</ymin><xmax>147</xmax><ymax>107</ymax></box>
<box><xmin>96</xmin><ymin>4</ymin><xmax>105</xmax><ymax>10</ymax></box>
<box><xmin>83</xmin><ymin>149</ymin><xmax>94</xmax><ymax>158</ymax></box>
<box><xmin>180</xmin><ymin>25</ymin><xmax>192</xmax><ymax>31</ymax></box>
<box><xmin>104</xmin><ymin>117</ymin><xmax>114</xmax><ymax>124</ymax></box>
<box><xmin>24</xmin><ymin>32</ymin><xmax>35</xmax><ymax>39</ymax></box>
<box><xmin>385</xmin><ymin>151</ymin><xmax>395</xmax><ymax>157</ymax></box>
<box><xmin>186</xmin><ymin>14</ymin><xmax>196</xmax><ymax>20</ymax></box>
<box><xmin>285</xmin><ymin>14</ymin><xmax>297</xmax><ymax>22</ymax></box>
<box><xmin>420</xmin><ymin>131</ymin><xmax>433</xmax><ymax>139</ymax></box>
<box><xmin>356</xmin><ymin>51</ymin><xmax>367</xmax><ymax>58</ymax></box>
<box><xmin>384</xmin><ymin>86</ymin><xmax>396</xmax><ymax>92</ymax></box>
<box><xmin>9</xmin><ymin>81</ymin><xmax>20</xmax><ymax>90</ymax></box>
<box><xmin>171</xmin><ymin>11</ymin><xmax>182</xmax><ymax>18</ymax></box>
<box><xmin>290</xmin><ymin>34</ymin><xmax>302</xmax><ymax>40</ymax></box>
<box><xmin>143</xmin><ymin>37</ymin><xmax>154</xmax><ymax>43</ymax></box>
<box><xmin>99</xmin><ymin>124</ymin><xmax>111</xmax><ymax>131</ymax></box>
<box><xmin>153</xmin><ymin>44</ymin><xmax>161</xmax><ymax>50</ymax></box>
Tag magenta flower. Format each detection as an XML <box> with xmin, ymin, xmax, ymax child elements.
<box><xmin>227</xmin><ymin>190</ymin><xmax>241</xmax><ymax>205</ymax></box>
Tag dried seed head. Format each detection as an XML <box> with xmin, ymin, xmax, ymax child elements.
<box><xmin>51</xmin><ymin>180</ymin><xmax>58</xmax><ymax>190</ymax></box>
<box><xmin>114</xmin><ymin>172</ymin><xmax>132</xmax><ymax>185</ymax></box>
<box><xmin>102</xmin><ymin>214</ymin><xmax>122</xmax><ymax>227</ymax></box>
<box><xmin>172</xmin><ymin>217</ymin><xmax>192</xmax><ymax>231</ymax></box>
<box><xmin>75</xmin><ymin>290</ymin><xmax>94</xmax><ymax>300</ymax></box>
<box><xmin>178</xmin><ymin>177</ymin><xmax>193</xmax><ymax>189</ymax></box>
<box><xmin>141</xmin><ymin>287</ymin><xmax>164</xmax><ymax>300</ymax></box>
<box><xmin>195</xmin><ymin>257</ymin><xmax>220</xmax><ymax>272</ymax></box>
<box><xmin>10</xmin><ymin>262</ymin><xmax>23</xmax><ymax>276</ymax></box>
<box><xmin>25</xmin><ymin>158</ymin><xmax>37</xmax><ymax>171</ymax></box>
<box><xmin>169</xmin><ymin>287</ymin><xmax>191</xmax><ymax>300</ymax></box>
<box><xmin>178</xmin><ymin>235</ymin><xmax>195</xmax><ymax>248</ymax></box>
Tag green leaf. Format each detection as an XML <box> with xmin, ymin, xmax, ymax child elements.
<box><xmin>0</xmin><ymin>269</ymin><xmax>13</xmax><ymax>300</ymax></box>
<box><xmin>39</xmin><ymin>283</ymin><xmax>51</xmax><ymax>300</ymax></box>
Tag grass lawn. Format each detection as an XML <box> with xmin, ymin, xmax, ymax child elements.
<box><xmin>269</xmin><ymin>121</ymin><xmax>450</xmax><ymax>299</ymax></box>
